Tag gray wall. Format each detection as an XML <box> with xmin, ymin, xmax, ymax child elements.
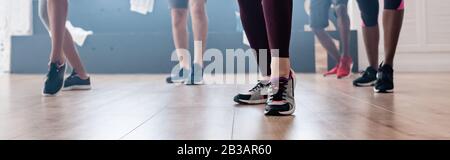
<box><xmin>11</xmin><ymin>0</ymin><xmax>355</xmax><ymax>74</ymax></box>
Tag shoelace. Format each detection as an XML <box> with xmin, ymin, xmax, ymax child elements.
<box><xmin>249</xmin><ymin>82</ymin><xmax>267</xmax><ymax>92</ymax></box>
<box><xmin>268</xmin><ymin>82</ymin><xmax>288</xmax><ymax>101</ymax></box>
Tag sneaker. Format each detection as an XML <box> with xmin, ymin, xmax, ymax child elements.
<box><xmin>265</xmin><ymin>72</ymin><xmax>296</xmax><ymax>116</ymax></box>
<box><xmin>337</xmin><ymin>55</ymin><xmax>353</xmax><ymax>79</ymax></box>
<box><xmin>374</xmin><ymin>63</ymin><xmax>394</xmax><ymax>93</ymax></box>
<box><xmin>62</xmin><ymin>72</ymin><xmax>92</xmax><ymax>91</ymax></box>
<box><xmin>323</xmin><ymin>65</ymin><xmax>339</xmax><ymax>77</ymax></box>
<box><xmin>166</xmin><ymin>65</ymin><xmax>189</xmax><ymax>84</ymax></box>
<box><xmin>185</xmin><ymin>63</ymin><xmax>204</xmax><ymax>85</ymax></box>
<box><xmin>353</xmin><ymin>66</ymin><xmax>377</xmax><ymax>87</ymax></box>
<box><xmin>233</xmin><ymin>80</ymin><xmax>271</xmax><ymax>104</ymax></box>
<box><xmin>43</xmin><ymin>63</ymin><xmax>66</xmax><ymax>96</ymax></box>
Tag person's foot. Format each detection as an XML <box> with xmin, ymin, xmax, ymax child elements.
<box><xmin>374</xmin><ymin>63</ymin><xmax>394</xmax><ymax>93</ymax></box>
<box><xmin>234</xmin><ymin>80</ymin><xmax>271</xmax><ymax>104</ymax></box>
<box><xmin>62</xmin><ymin>72</ymin><xmax>91</xmax><ymax>91</ymax></box>
<box><xmin>353</xmin><ymin>66</ymin><xmax>377</xmax><ymax>87</ymax></box>
<box><xmin>166</xmin><ymin>65</ymin><xmax>190</xmax><ymax>84</ymax></box>
<box><xmin>43</xmin><ymin>63</ymin><xmax>66</xmax><ymax>96</ymax></box>
<box><xmin>337</xmin><ymin>55</ymin><xmax>353</xmax><ymax>79</ymax></box>
<box><xmin>185</xmin><ymin>63</ymin><xmax>204</xmax><ymax>85</ymax></box>
<box><xmin>265</xmin><ymin>72</ymin><xmax>296</xmax><ymax>116</ymax></box>
<box><xmin>323</xmin><ymin>65</ymin><xmax>339</xmax><ymax>77</ymax></box>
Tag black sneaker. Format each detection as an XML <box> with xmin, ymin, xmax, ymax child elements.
<box><xmin>353</xmin><ymin>66</ymin><xmax>377</xmax><ymax>87</ymax></box>
<box><xmin>62</xmin><ymin>72</ymin><xmax>92</xmax><ymax>91</ymax></box>
<box><xmin>166</xmin><ymin>65</ymin><xmax>189</xmax><ymax>84</ymax></box>
<box><xmin>43</xmin><ymin>63</ymin><xmax>66</xmax><ymax>96</ymax></box>
<box><xmin>374</xmin><ymin>64</ymin><xmax>394</xmax><ymax>93</ymax></box>
<box><xmin>234</xmin><ymin>80</ymin><xmax>271</xmax><ymax>104</ymax></box>
<box><xmin>265</xmin><ymin>72</ymin><xmax>296</xmax><ymax>116</ymax></box>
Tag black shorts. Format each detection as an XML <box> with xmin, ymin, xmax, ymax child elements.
<box><xmin>310</xmin><ymin>0</ymin><xmax>348</xmax><ymax>29</ymax></box>
<box><xmin>356</xmin><ymin>0</ymin><xmax>405</xmax><ymax>27</ymax></box>
<box><xmin>168</xmin><ymin>0</ymin><xmax>207</xmax><ymax>9</ymax></box>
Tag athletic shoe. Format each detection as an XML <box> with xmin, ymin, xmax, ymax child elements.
<box><xmin>265</xmin><ymin>72</ymin><xmax>296</xmax><ymax>116</ymax></box>
<box><xmin>43</xmin><ymin>63</ymin><xmax>66</xmax><ymax>96</ymax></box>
<box><xmin>337</xmin><ymin>55</ymin><xmax>353</xmax><ymax>79</ymax></box>
<box><xmin>185</xmin><ymin>63</ymin><xmax>204</xmax><ymax>85</ymax></box>
<box><xmin>353</xmin><ymin>66</ymin><xmax>377</xmax><ymax>87</ymax></box>
<box><xmin>233</xmin><ymin>80</ymin><xmax>271</xmax><ymax>104</ymax></box>
<box><xmin>166</xmin><ymin>65</ymin><xmax>189</xmax><ymax>84</ymax></box>
<box><xmin>323</xmin><ymin>65</ymin><xmax>339</xmax><ymax>77</ymax></box>
<box><xmin>62</xmin><ymin>72</ymin><xmax>92</xmax><ymax>91</ymax></box>
<box><xmin>374</xmin><ymin>63</ymin><xmax>394</xmax><ymax>93</ymax></box>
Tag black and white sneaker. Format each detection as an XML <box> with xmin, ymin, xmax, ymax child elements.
<box><xmin>166</xmin><ymin>65</ymin><xmax>189</xmax><ymax>84</ymax></box>
<box><xmin>353</xmin><ymin>66</ymin><xmax>377</xmax><ymax>87</ymax></box>
<box><xmin>374</xmin><ymin>63</ymin><xmax>394</xmax><ymax>93</ymax></box>
<box><xmin>62</xmin><ymin>72</ymin><xmax>92</xmax><ymax>91</ymax></box>
<box><xmin>234</xmin><ymin>80</ymin><xmax>271</xmax><ymax>104</ymax></box>
<box><xmin>43</xmin><ymin>63</ymin><xmax>66</xmax><ymax>96</ymax></box>
<box><xmin>265</xmin><ymin>72</ymin><xmax>296</xmax><ymax>116</ymax></box>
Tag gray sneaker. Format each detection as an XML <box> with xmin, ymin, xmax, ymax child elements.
<box><xmin>265</xmin><ymin>73</ymin><xmax>296</xmax><ymax>116</ymax></box>
<box><xmin>185</xmin><ymin>63</ymin><xmax>204</xmax><ymax>85</ymax></box>
<box><xmin>234</xmin><ymin>80</ymin><xmax>271</xmax><ymax>104</ymax></box>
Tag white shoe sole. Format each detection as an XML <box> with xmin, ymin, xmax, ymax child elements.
<box><xmin>237</xmin><ymin>99</ymin><xmax>267</xmax><ymax>104</ymax></box>
<box><xmin>62</xmin><ymin>85</ymin><xmax>92</xmax><ymax>91</ymax></box>
<box><xmin>355</xmin><ymin>81</ymin><xmax>376</xmax><ymax>87</ymax></box>
<box><xmin>374</xmin><ymin>87</ymin><xmax>394</xmax><ymax>93</ymax></box>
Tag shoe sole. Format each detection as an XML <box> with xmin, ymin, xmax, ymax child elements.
<box><xmin>354</xmin><ymin>81</ymin><xmax>376</xmax><ymax>87</ymax></box>
<box><xmin>62</xmin><ymin>85</ymin><xmax>92</xmax><ymax>91</ymax></box>
<box><xmin>264</xmin><ymin>105</ymin><xmax>296</xmax><ymax>116</ymax></box>
<box><xmin>234</xmin><ymin>98</ymin><xmax>267</xmax><ymax>105</ymax></box>
<box><xmin>374</xmin><ymin>87</ymin><xmax>394</xmax><ymax>93</ymax></box>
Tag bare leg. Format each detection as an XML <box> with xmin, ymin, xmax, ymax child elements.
<box><xmin>383</xmin><ymin>10</ymin><xmax>404</xmax><ymax>66</ymax></box>
<box><xmin>47</xmin><ymin>0</ymin><xmax>68</xmax><ymax>65</ymax></box>
<box><xmin>335</xmin><ymin>4</ymin><xmax>351</xmax><ymax>57</ymax></box>
<box><xmin>62</xmin><ymin>29</ymin><xmax>89</xmax><ymax>79</ymax></box>
<box><xmin>362</xmin><ymin>26</ymin><xmax>380</xmax><ymax>70</ymax></box>
<box><xmin>189</xmin><ymin>0</ymin><xmax>208</xmax><ymax>67</ymax></box>
<box><xmin>171</xmin><ymin>8</ymin><xmax>190</xmax><ymax>69</ymax></box>
<box><xmin>313</xmin><ymin>28</ymin><xmax>340</xmax><ymax>62</ymax></box>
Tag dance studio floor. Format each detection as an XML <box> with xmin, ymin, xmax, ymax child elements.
<box><xmin>1</xmin><ymin>73</ymin><xmax>449</xmax><ymax>140</ymax></box>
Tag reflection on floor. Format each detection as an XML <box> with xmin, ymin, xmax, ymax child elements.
<box><xmin>0</xmin><ymin>73</ymin><xmax>449</xmax><ymax>140</ymax></box>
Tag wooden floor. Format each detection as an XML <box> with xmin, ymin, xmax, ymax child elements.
<box><xmin>1</xmin><ymin>73</ymin><xmax>450</xmax><ymax>140</ymax></box>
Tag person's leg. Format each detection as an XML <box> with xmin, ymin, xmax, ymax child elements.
<box><xmin>47</xmin><ymin>0</ymin><xmax>68</xmax><ymax>65</ymax></box>
<box><xmin>356</xmin><ymin>0</ymin><xmax>380</xmax><ymax>70</ymax></box>
<box><xmin>40</xmin><ymin>0</ymin><xmax>91</xmax><ymax>91</ymax></box>
<box><xmin>262</xmin><ymin>0</ymin><xmax>295</xmax><ymax>116</ymax></box>
<box><xmin>166</xmin><ymin>0</ymin><xmax>190</xmax><ymax>84</ymax></box>
<box><xmin>189</xmin><ymin>0</ymin><xmax>208</xmax><ymax>67</ymax></box>
<box><xmin>374</xmin><ymin>0</ymin><xmax>405</xmax><ymax>93</ymax></box>
<box><xmin>310</xmin><ymin>0</ymin><xmax>340</xmax><ymax>76</ymax></box>
<box><xmin>333</xmin><ymin>0</ymin><xmax>352</xmax><ymax>78</ymax></box>
<box><xmin>237</xmin><ymin>0</ymin><xmax>271</xmax><ymax>78</ymax></box>
<box><xmin>262</xmin><ymin>0</ymin><xmax>293</xmax><ymax>79</ymax></box>
<box><xmin>234</xmin><ymin>0</ymin><xmax>272</xmax><ymax>105</ymax></box>
<box><xmin>334</xmin><ymin>0</ymin><xmax>350</xmax><ymax>57</ymax></box>
<box><xmin>383</xmin><ymin>0</ymin><xmax>404</xmax><ymax>66</ymax></box>
<box><xmin>170</xmin><ymin>6</ymin><xmax>190</xmax><ymax>70</ymax></box>
<box><xmin>353</xmin><ymin>0</ymin><xmax>380</xmax><ymax>87</ymax></box>
<box><xmin>311</xmin><ymin>0</ymin><xmax>340</xmax><ymax>62</ymax></box>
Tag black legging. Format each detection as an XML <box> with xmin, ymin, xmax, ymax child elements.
<box><xmin>238</xmin><ymin>0</ymin><xmax>293</xmax><ymax>76</ymax></box>
<box><xmin>357</xmin><ymin>0</ymin><xmax>405</xmax><ymax>27</ymax></box>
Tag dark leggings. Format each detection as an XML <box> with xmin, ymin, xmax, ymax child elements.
<box><xmin>238</xmin><ymin>0</ymin><xmax>293</xmax><ymax>76</ymax></box>
<box><xmin>357</xmin><ymin>0</ymin><xmax>405</xmax><ymax>27</ymax></box>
